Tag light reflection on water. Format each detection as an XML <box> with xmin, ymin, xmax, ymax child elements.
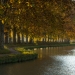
<box><xmin>48</xmin><ymin>56</ymin><xmax>75</xmax><ymax>75</ymax></box>
<box><xmin>0</xmin><ymin>46</ymin><xmax>75</xmax><ymax>75</ymax></box>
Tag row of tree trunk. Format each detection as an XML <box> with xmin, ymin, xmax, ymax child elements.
<box><xmin>4</xmin><ymin>30</ymin><xmax>70</xmax><ymax>44</ymax></box>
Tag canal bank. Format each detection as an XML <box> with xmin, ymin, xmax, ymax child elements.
<box><xmin>0</xmin><ymin>46</ymin><xmax>75</xmax><ymax>75</ymax></box>
<box><xmin>0</xmin><ymin>46</ymin><xmax>38</xmax><ymax>64</ymax></box>
<box><xmin>0</xmin><ymin>53</ymin><xmax>38</xmax><ymax>64</ymax></box>
<box><xmin>0</xmin><ymin>43</ymin><xmax>75</xmax><ymax>64</ymax></box>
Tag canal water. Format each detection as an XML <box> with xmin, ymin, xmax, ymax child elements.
<box><xmin>0</xmin><ymin>46</ymin><xmax>75</xmax><ymax>75</ymax></box>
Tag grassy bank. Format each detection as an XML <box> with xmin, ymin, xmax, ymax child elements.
<box><xmin>0</xmin><ymin>54</ymin><xmax>38</xmax><ymax>64</ymax></box>
<box><xmin>0</xmin><ymin>46</ymin><xmax>38</xmax><ymax>64</ymax></box>
<box><xmin>6</xmin><ymin>43</ymin><xmax>75</xmax><ymax>48</ymax></box>
<box><xmin>11</xmin><ymin>43</ymin><xmax>75</xmax><ymax>50</ymax></box>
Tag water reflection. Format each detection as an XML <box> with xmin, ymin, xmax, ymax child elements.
<box><xmin>34</xmin><ymin>46</ymin><xmax>74</xmax><ymax>58</ymax></box>
<box><xmin>70</xmin><ymin>49</ymin><xmax>75</xmax><ymax>55</ymax></box>
<box><xmin>0</xmin><ymin>46</ymin><xmax>75</xmax><ymax>75</ymax></box>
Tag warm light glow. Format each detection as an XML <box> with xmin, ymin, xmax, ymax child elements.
<box><xmin>10</xmin><ymin>0</ymin><xmax>14</xmax><ymax>3</ymax></box>
<box><xmin>2</xmin><ymin>20</ymin><xmax>4</xmax><ymax>24</ymax></box>
<box><xmin>18</xmin><ymin>0</ymin><xmax>21</xmax><ymax>4</ymax></box>
<box><xmin>26</xmin><ymin>2</ymin><xmax>30</xmax><ymax>6</ymax></box>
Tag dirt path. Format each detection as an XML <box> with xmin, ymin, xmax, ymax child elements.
<box><xmin>9</xmin><ymin>48</ymin><xmax>20</xmax><ymax>54</ymax></box>
<box><xmin>0</xmin><ymin>48</ymin><xmax>20</xmax><ymax>57</ymax></box>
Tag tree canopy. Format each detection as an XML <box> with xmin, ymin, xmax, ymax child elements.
<box><xmin>0</xmin><ymin>0</ymin><xmax>75</xmax><ymax>48</ymax></box>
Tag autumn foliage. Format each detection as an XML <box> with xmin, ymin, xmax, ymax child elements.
<box><xmin>0</xmin><ymin>0</ymin><xmax>75</xmax><ymax>44</ymax></box>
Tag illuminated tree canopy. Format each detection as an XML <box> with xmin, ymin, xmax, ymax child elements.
<box><xmin>0</xmin><ymin>0</ymin><xmax>75</xmax><ymax>49</ymax></box>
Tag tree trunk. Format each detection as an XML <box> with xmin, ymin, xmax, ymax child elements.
<box><xmin>29</xmin><ymin>37</ymin><xmax>34</xmax><ymax>44</ymax></box>
<box><xmin>0</xmin><ymin>20</ymin><xmax>4</xmax><ymax>49</ymax></box>
<box><xmin>9</xmin><ymin>30</ymin><xmax>12</xmax><ymax>43</ymax></box>
<box><xmin>22</xmin><ymin>34</ymin><xmax>24</xmax><ymax>43</ymax></box>
<box><xmin>44</xmin><ymin>37</ymin><xmax>46</xmax><ymax>42</ymax></box>
<box><xmin>4</xmin><ymin>32</ymin><xmax>8</xmax><ymax>44</ymax></box>
<box><xmin>17</xmin><ymin>33</ymin><xmax>20</xmax><ymax>43</ymax></box>
<box><xmin>13</xmin><ymin>26</ymin><xmax>16</xmax><ymax>44</ymax></box>
<box><xmin>48</xmin><ymin>35</ymin><xmax>49</xmax><ymax>42</ymax></box>
<box><xmin>57</xmin><ymin>35</ymin><xmax>59</xmax><ymax>42</ymax></box>
<box><xmin>42</xmin><ymin>38</ymin><xmax>44</xmax><ymax>42</ymax></box>
<box><xmin>26</xmin><ymin>34</ymin><xmax>28</xmax><ymax>44</ymax></box>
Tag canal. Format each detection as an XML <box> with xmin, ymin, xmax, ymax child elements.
<box><xmin>0</xmin><ymin>46</ymin><xmax>75</xmax><ymax>75</ymax></box>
